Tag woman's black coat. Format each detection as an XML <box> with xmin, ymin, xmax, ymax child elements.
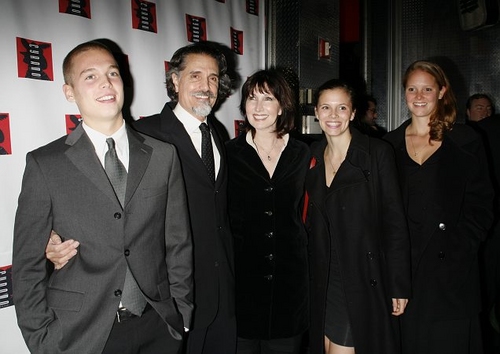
<box><xmin>304</xmin><ymin>129</ymin><xmax>411</xmax><ymax>354</ymax></box>
<box><xmin>226</xmin><ymin>133</ymin><xmax>310</xmax><ymax>339</ymax></box>
<box><xmin>384</xmin><ymin>121</ymin><xmax>494</xmax><ymax>345</ymax></box>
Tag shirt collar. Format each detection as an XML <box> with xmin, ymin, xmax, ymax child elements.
<box><xmin>246</xmin><ymin>131</ymin><xmax>289</xmax><ymax>149</ymax></box>
<box><xmin>173</xmin><ymin>103</ymin><xmax>208</xmax><ymax>133</ymax></box>
<box><xmin>81</xmin><ymin>119</ymin><xmax>127</xmax><ymax>157</ymax></box>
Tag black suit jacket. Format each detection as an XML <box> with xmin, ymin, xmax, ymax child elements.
<box><xmin>133</xmin><ymin>102</ymin><xmax>235</xmax><ymax>330</ymax></box>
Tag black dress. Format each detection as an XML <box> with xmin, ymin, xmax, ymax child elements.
<box><xmin>404</xmin><ymin>145</ymin><xmax>442</xmax><ymax>267</ymax></box>
<box><xmin>323</xmin><ymin>168</ymin><xmax>353</xmax><ymax>346</ymax></box>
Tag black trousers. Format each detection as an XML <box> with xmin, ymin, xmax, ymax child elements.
<box><xmin>102</xmin><ymin>306</ymin><xmax>182</xmax><ymax>354</ymax></box>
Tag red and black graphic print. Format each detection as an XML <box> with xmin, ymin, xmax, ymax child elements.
<box><xmin>0</xmin><ymin>113</ymin><xmax>11</xmax><ymax>155</ymax></box>
<box><xmin>65</xmin><ymin>114</ymin><xmax>82</xmax><ymax>135</ymax></box>
<box><xmin>246</xmin><ymin>0</ymin><xmax>259</xmax><ymax>15</ymax></box>
<box><xmin>234</xmin><ymin>120</ymin><xmax>246</xmax><ymax>137</ymax></box>
<box><xmin>132</xmin><ymin>0</ymin><xmax>157</xmax><ymax>33</ymax></box>
<box><xmin>231</xmin><ymin>27</ymin><xmax>244</xmax><ymax>55</ymax></box>
<box><xmin>59</xmin><ymin>0</ymin><xmax>91</xmax><ymax>19</ymax></box>
<box><xmin>186</xmin><ymin>14</ymin><xmax>207</xmax><ymax>42</ymax></box>
<box><xmin>0</xmin><ymin>266</ymin><xmax>13</xmax><ymax>308</ymax></box>
<box><xmin>16</xmin><ymin>37</ymin><xmax>53</xmax><ymax>81</ymax></box>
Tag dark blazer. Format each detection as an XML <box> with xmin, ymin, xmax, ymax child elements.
<box><xmin>384</xmin><ymin>121</ymin><xmax>494</xmax><ymax>323</ymax></box>
<box><xmin>133</xmin><ymin>102</ymin><xmax>235</xmax><ymax>330</ymax></box>
<box><xmin>226</xmin><ymin>133</ymin><xmax>310</xmax><ymax>339</ymax></box>
<box><xmin>304</xmin><ymin>129</ymin><xmax>411</xmax><ymax>354</ymax></box>
<box><xmin>13</xmin><ymin>124</ymin><xmax>193</xmax><ymax>354</ymax></box>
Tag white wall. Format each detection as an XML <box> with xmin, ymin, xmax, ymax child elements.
<box><xmin>0</xmin><ymin>1</ymin><xmax>265</xmax><ymax>352</ymax></box>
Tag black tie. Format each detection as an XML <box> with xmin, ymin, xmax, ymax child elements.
<box><xmin>199</xmin><ymin>123</ymin><xmax>215</xmax><ymax>182</ymax></box>
<box><xmin>105</xmin><ymin>138</ymin><xmax>146</xmax><ymax>316</ymax></box>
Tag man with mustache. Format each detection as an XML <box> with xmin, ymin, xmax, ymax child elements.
<box><xmin>134</xmin><ymin>42</ymin><xmax>236</xmax><ymax>354</ymax></box>
<box><xmin>47</xmin><ymin>42</ymin><xmax>236</xmax><ymax>354</ymax></box>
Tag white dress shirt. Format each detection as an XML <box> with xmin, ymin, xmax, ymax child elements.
<box><xmin>82</xmin><ymin>120</ymin><xmax>129</xmax><ymax>171</ymax></box>
<box><xmin>174</xmin><ymin>104</ymin><xmax>220</xmax><ymax>179</ymax></box>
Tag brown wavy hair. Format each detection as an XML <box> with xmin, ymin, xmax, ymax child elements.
<box><xmin>403</xmin><ymin>60</ymin><xmax>456</xmax><ymax>141</ymax></box>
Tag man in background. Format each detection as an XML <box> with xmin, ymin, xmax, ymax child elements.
<box><xmin>466</xmin><ymin>93</ymin><xmax>494</xmax><ymax>122</ymax></box>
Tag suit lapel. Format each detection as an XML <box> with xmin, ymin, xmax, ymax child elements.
<box><xmin>64</xmin><ymin>125</ymin><xmax>118</xmax><ymax>204</ymax></box>
<box><xmin>160</xmin><ymin>108</ymin><xmax>212</xmax><ymax>183</ymax></box>
<box><xmin>232</xmin><ymin>135</ymin><xmax>269</xmax><ymax>181</ymax></box>
<box><xmin>125</xmin><ymin>128</ymin><xmax>151</xmax><ymax>207</ymax></box>
<box><xmin>208</xmin><ymin>118</ymin><xmax>226</xmax><ymax>187</ymax></box>
<box><xmin>272</xmin><ymin>138</ymin><xmax>303</xmax><ymax>181</ymax></box>
<box><xmin>327</xmin><ymin>157</ymin><xmax>369</xmax><ymax>194</ymax></box>
<box><xmin>65</xmin><ymin>124</ymin><xmax>152</xmax><ymax>209</ymax></box>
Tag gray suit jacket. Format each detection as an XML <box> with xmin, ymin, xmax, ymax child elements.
<box><xmin>13</xmin><ymin>124</ymin><xmax>193</xmax><ymax>354</ymax></box>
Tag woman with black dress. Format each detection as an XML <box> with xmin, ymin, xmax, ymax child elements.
<box><xmin>226</xmin><ymin>69</ymin><xmax>310</xmax><ymax>354</ymax></box>
<box><xmin>384</xmin><ymin>60</ymin><xmax>494</xmax><ymax>354</ymax></box>
<box><xmin>304</xmin><ymin>79</ymin><xmax>411</xmax><ymax>354</ymax></box>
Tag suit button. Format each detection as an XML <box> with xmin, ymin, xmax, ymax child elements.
<box><xmin>264</xmin><ymin>186</ymin><xmax>273</xmax><ymax>192</ymax></box>
<box><xmin>214</xmin><ymin>261</ymin><xmax>219</xmax><ymax>267</ymax></box>
<box><xmin>265</xmin><ymin>232</ymin><xmax>274</xmax><ymax>238</ymax></box>
<box><xmin>370</xmin><ymin>279</ymin><xmax>377</xmax><ymax>286</ymax></box>
<box><xmin>264</xmin><ymin>211</ymin><xmax>273</xmax><ymax>216</ymax></box>
<box><xmin>264</xmin><ymin>275</ymin><xmax>273</xmax><ymax>280</ymax></box>
<box><xmin>114</xmin><ymin>289</ymin><xmax>122</xmax><ymax>297</ymax></box>
<box><xmin>439</xmin><ymin>223</ymin><xmax>446</xmax><ymax>230</ymax></box>
<box><xmin>114</xmin><ymin>212</ymin><xmax>122</xmax><ymax>219</ymax></box>
<box><xmin>366</xmin><ymin>252</ymin><xmax>374</xmax><ymax>260</ymax></box>
<box><xmin>438</xmin><ymin>251</ymin><xmax>445</xmax><ymax>260</ymax></box>
<box><xmin>265</xmin><ymin>254</ymin><xmax>274</xmax><ymax>261</ymax></box>
<box><xmin>124</xmin><ymin>250</ymin><xmax>130</xmax><ymax>256</ymax></box>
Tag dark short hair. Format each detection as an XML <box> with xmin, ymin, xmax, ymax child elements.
<box><xmin>239</xmin><ymin>69</ymin><xmax>296</xmax><ymax>138</ymax></box>
<box><xmin>466</xmin><ymin>93</ymin><xmax>493</xmax><ymax>109</ymax></box>
<box><xmin>62</xmin><ymin>41</ymin><xmax>115</xmax><ymax>85</ymax></box>
<box><xmin>165</xmin><ymin>42</ymin><xmax>231</xmax><ymax>102</ymax></box>
<box><xmin>314</xmin><ymin>79</ymin><xmax>357</xmax><ymax>110</ymax></box>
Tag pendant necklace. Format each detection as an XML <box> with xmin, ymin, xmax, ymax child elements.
<box><xmin>327</xmin><ymin>158</ymin><xmax>337</xmax><ymax>174</ymax></box>
<box><xmin>409</xmin><ymin>134</ymin><xmax>427</xmax><ymax>157</ymax></box>
<box><xmin>254</xmin><ymin>139</ymin><xmax>278</xmax><ymax>161</ymax></box>
<box><xmin>326</xmin><ymin>149</ymin><xmax>346</xmax><ymax>175</ymax></box>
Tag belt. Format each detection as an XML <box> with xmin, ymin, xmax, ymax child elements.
<box><xmin>115</xmin><ymin>303</ymin><xmax>151</xmax><ymax>323</ymax></box>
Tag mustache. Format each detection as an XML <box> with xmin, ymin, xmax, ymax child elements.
<box><xmin>191</xmin><ymin>91</ymin><xmax>217</xmax><ymax>99</ymax></box>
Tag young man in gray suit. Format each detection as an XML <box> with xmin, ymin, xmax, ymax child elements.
<box><xmin>13</xmin><ymin>41</ymin><xmax>193</xmax><ymax>354</ymax></box>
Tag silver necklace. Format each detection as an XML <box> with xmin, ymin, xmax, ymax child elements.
<box><xmin>409</xmin><ymin>134</ymin><xmax>427</xmax><ymax>157</ymax></box>
<box><xmin>327</xmin><ymin>158</ymin><xmax>337</xmax><ymax>174</ymax></box>
<box><xmin>254</xmin><ymin>139</ymin><xmax>278</xmax><ymax>161</ymax></box>
<box><xmin>325</xmin><ymin>150</ymin><xmax>346</xmax><ymax>175</ymax></box>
